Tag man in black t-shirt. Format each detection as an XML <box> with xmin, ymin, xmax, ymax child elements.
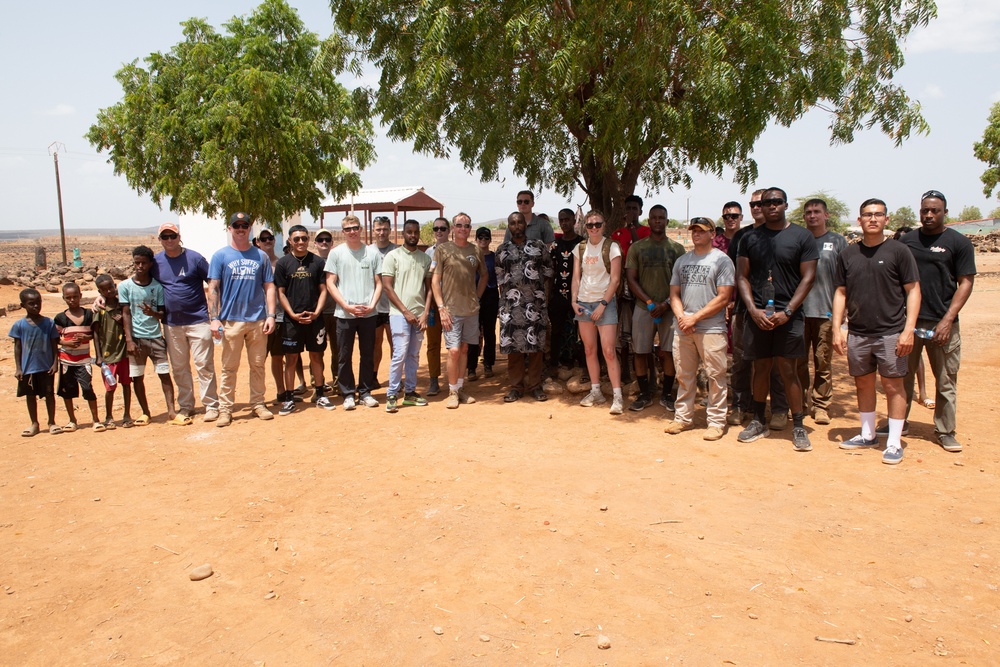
<box><xmin>548</xmin><ymin>208</ymin><xmax>584</xmax><ymax>373</ymax></box>
<box><xmin>274</xmin><ymin>225</ymin><xmax>332</xmax><ymax>416</ymax></box>
<box><xmin>897</xmin><ymin>190</ymin><xmax>976</xmax><ymax>453</ymax></box>
<box><xmin>736</xmin><ymin>187</ymin><xmax>818</xmax><ymax>451</ymax></box>
<box><xmin>832</xmin><ymin>198</ymin><xmax>920</xmax><ymax>465</ymax></box>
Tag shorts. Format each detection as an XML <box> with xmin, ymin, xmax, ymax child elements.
<box><xmin>375</xmin><ymin>312</ymin><xmax>390</xmax><ymax>328</ymax></box>
<box><xmin>632</xmin><ymin>304</ymin><xmax>674</xmax><ymax>354</ymax></box>
<box><xmin>267</xmin><ymin>328</ymin><xmax>285</xmax><ymax>356</ymax></box>
<box><xmin>847</xmin><ymin>332</ymin><xmax>908</xmax><ymax>378</ymax></box>
<box><xmin>57</xmin><ymin>363</ymin><xmax>97</xmax><ymax>401</ymax></box>
<box><xmin>101</xmin><ymin>359</ymin><xmax>132</xmax><ymax>391</ymax></box>
<box><xmin>574</xmin><ymin>297</ymin><xmax>618</xmax><ymax>326</ymax></box>
<box><xmin>129</xmin><ymin>337</ymin><xmax>170</xmax><ymax>376</ymax></box>
<box><xmin>280</xmin><ymin>319</ymin><xmax>328</xmax><ymax>355</ymax></box>
<box><xmin>443</xmin><ymin>313</ymin><xmax>480</xmax><ymax>348</ymax></box>
<box><xmin>742</xmin><ymin>313</ymin><xmax>805</xmax><ymax>361</ymax></box>
<box><xmin>17</xmin><ymin>372</ymin><xmax>54</xmax><ymax>398</ymax></box>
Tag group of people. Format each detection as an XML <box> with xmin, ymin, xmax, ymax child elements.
<box><xmin>11</xmin><ymin>189</ymin><xmax>975</xmax><ymax>465</ymax></box>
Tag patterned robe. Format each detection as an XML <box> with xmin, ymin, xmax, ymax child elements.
<box><xmin>495</xmin><ymin>239</ymin><xmax>554</xmax><ymax>354</ymax></box>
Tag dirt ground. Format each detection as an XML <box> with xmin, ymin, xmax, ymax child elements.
<box><xmin>1</xmin><ymin>243</ymin><xmax>998</xmax><ymax>666</ymax></box>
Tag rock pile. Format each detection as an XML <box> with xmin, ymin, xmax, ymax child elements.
<box><xmin>0</xmin><ymin>263</ymin><xmax>133</xmax><ymax>293</ymax></box>
<box><xmin>969</xmin><ymin>231</ymin><xmax>1000</xmax><ymax>253</ymax></box>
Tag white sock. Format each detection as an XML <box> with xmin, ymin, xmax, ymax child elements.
<box><xmin>887</xmin><ymin>418</ymin><xmax>905</xmax><ymax>450</ymax></box>
<box><xmin>457</xmin><ymin>378</ymin><xmax>465</xmax><ymax>389</ymax></box>
<box><xmin>449</xmin><ymin>383</ymin><xmax>459</xmax><ymax>393</ymax></box>
<box><xmin>613</xmin><ymin>388</ymin><xmax>623</xmax><ymax>399</ymax></box>
<box><xmin>591</xmin><ymin>383</ymin><xmax>601</xmax><ymax>392</ymax></box>
<box><xmin>860</xmin><ymin>411</ymin><xmax>876</xmax><ymax>440</ymax></box>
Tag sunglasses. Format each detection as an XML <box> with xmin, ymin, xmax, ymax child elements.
<box><xmin>231</xmin><ymin>222</ymin><xmax>251</xmax><ymax>229</ymax></box>
<box><xmin>315</xmin><ymin>237</ymin><xmax>332</xmax><ymax>243</ymax></box>
<box><xmin>342</xmin><ymin>226</ymin><xmax>361</xmax><ymax>233</ymax></box>
<box><xmin>433</xmin><ymin>226</ymin><xmax>449</xmax><ymax>232</ymax></box>
<box><xmin>722</xmin><ymin>213</ymin><xmax>741</xmax><ymax>221</ymax></box>
<box><xmin>453</xmin><ymin>223</ymin><xmax>471</xmax><ymax>229</ymax></box>
<box><xmin>748</xmin><ymin>201</ymin><xmax>762</xmax><ymax>209</ymax></box>
<box><xmin>761</xmin><ymin>198</ymin><xmax>785</xmax><ymax>207</ymax></box>
<box><xmin>290</xmin><ymin>236</ymin><xmax>310</xmax><ymax>243</ymax></box>
<box><xmin>516</xmin><ymin>199</ymin><xmax>531</xmax><ymax>205</ymax></box>
<box><xmin>585</xmin><ymin>222</ymin><xmax>604</xmax><ymax>229</ymax></box>
<box><xmin>159</xmin><ymin>233</ymin><xmax>178</xmax><ymax>240</ymax></box>
<box><xmin>259</xmin><ymin>236</ymin><xmax>275</xmax><ymax>242</ymax></box>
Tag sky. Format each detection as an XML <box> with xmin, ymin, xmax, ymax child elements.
<box><xmin>2</xmin><ymin>0</ymin><xmax>999</xmax><ymax>232</ymax></box>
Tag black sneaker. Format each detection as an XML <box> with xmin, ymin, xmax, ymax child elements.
<box><xmin>938</xmin><ymin>433</ymin><xmax>962</xmax><ymax>452</ymax></box>
<box><xmin>629</xmin><ymin>394</ymin><xmax>652</xmax><ymax>411</ymax></box>
<box><xmin>737</xmin><ymin>419</ymin><xmax>770</xmax><ymax>443</ymax></box>
<box><xmin>659</xmin><ymin>394</ymin><xmax>675</xmax><ymax>412</ymax></box>
<box><xmin>278</xmin><ymin>399</ymin><xmax>295</xmax><ymax>416</ymax></box>
<box><xmin>875</xmin><ymin>420</ymin><xmax>909</xmax><ymax>437</ymax></box>
<box><xmin>792</xmin><ymin>426</ymin><xmax>812</xmax><ymax>452</ymax></box>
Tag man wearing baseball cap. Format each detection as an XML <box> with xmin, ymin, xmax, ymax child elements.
<box><xmin>151</xmin><ymin>222</ymin><xmax>219</xmax><ymax>423</ymax></box>
<box><xmin>207</xmin><ymin>212</ymin><xmax>278</xmax><ymax>426</ymax></box>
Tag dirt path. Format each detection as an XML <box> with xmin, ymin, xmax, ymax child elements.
<box><xmin>1</xmin><ymin>252</ymin><xmax>997</xmax><ymax>665</ymax></box>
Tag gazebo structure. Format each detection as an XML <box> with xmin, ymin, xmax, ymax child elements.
<box><xmin>320</xmin><ymin>186</ymin><xmax>445</xmax><ymax>243</ymax></box>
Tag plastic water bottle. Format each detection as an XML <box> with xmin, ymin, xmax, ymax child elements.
<box><xmin>764</xmin><ymin>299</ymin><xmax>775</xmax><ymax>318</ymax></box>
<box><xmin>576</xmin><ymin>301</ymin><xmax>595</xmax><ymax>317</ymax></box>
<box><xmin>213</xmin><ymin>325</ymin><xmax>224</xmax><ymax>346</ymax></box>
<box><xmin>914</xmin><ymin>327</ymin><xmax>935</xmax><ymax>339</ymax></box>
<box><xmin>428</xmin><ymin>307</ymin><xmax>436</xmax><ymax>328</ymax></box>
<box><xmin>101</xmin><ymin>363</ymin><xmax>117</xmax><ymax>388</ymax></box>
<box><xmin>762</xmin><ymin>271</ymin><xmax>775</xmax><ymax>316</ymax></box>
<box><xmin>647</xmin><ymin>301</ymin><xmax>662</xmax><ymax>324</ymax></box>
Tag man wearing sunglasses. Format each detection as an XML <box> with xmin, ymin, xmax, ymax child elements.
<box><xmin>713</xmin><ymin>201</ymin><xmax>743</xmax><ymax>255</ymax></box>
<box><xmin>736</xmin><ymin>188</ymin><xmax>818</xmax><ymax>451</ymax></box>
<box><xmin>424</xmin><ymin>217</ymin><xmax>451</xmax><ymax>395</ymax></box>
<box><xmin>325</xmin><ymin>215</ymin><xmax>383</xmax><ymax>409</ymax></box>
<box><xmin>207</xmin><ymin>212</ymin><xmax>278</xmax><ymax>426</ymax></box>
<box><xmin>152</xmin><ymin>222</ymin><xmax>219</xmax><ymax>423</ymax></box>
<box><xmin>504</xmin><ymin>190</ymin><xmax>555</xmax><ymax>245</ymax></box>
<box><xmin>312</xmin><ymin>229</ymin><xmax>340</xmax><ymax>395</ymax></box>
<box><xmin>611</xmin><ymin>194</ymin><xmax>650</xmax><ymax>388</ymax></box>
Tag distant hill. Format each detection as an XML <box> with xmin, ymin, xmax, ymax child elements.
<box><xmin>0</xmin><ymin>227</ymin><xmax>160</xmax><ymax>240</ymax></box>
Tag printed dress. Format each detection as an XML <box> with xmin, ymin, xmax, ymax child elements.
<box><xmin>496</xmin><ymin>239</ymin><xmax>554</xmax><ymax>354</ymax></box>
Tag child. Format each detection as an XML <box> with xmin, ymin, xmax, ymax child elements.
<box><xmin>9</xmin><ymin>288</ymin><xmax>60</xmax><ymax>436</ymax></box>
<box><xmin>93</xmin><ymin>274</ymin><xmax>132</xmax><ymax>428</ymax></box>
<box><xmin>119</xmin><ymin>245</ymin><xmax>178</xmax><ymax>425</ymax></box>
<box><xmin>54</xmin><ymin>282</ymin><xmax>102</xmax><ymax>431</ymax></box>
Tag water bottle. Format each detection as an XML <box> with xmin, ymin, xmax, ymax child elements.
<box><xmin>428</xmin><ymin>307</ymin><xmax>436</xmax><ymax>328</ymax></box>
<box><xmin>762</xmin><ymin>270</ymin><xmax>775</xmax><ymax>311</ymax></box>
<box><xmin>764</xmin><ymin>299</ymin><xmax>775</xmax><ymax>318</ymax></box>
<box><xmin>576</xmin><ymin>301</ymin><xmax>595</xmax><ymax>317</ymax></box>
<box><xmin>213</xmin><ymin>325</ymin><xmax>224</xmax><ymax>346</ymax></box>
<box><xmin>101</xmin><ymin>363</ymin><xmax>117</xmax><ymax>388</ymax></box>
<box><xmin>647</xmin><ymin>301</ymin><xmax>662</xmax><ymax>324</ymax></box>
<box><xmin>914</xmin><ymin>327</ymin><xmax>935</xmax><ymax>339</ymax></box>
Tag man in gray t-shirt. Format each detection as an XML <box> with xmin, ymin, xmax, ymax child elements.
<box><xmin>370</xmin><ymin>216</ymin><xmax>398</xmax><ymax>387</ymax></box>
<box><xmin>664</xmin><ymin>219</ymin><xmax>736</xmax><ymax>439</ymax></box>
<box><xmin>798</xmin><ymin>198</ymin><xmax>848</xmax><ymax>425</ymax></box>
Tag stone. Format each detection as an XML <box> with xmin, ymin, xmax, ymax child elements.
<box><xmin>970</xmin><ymin>517</ymin><xmax>984</xmax><ymax>525</ymax></box>
<box><xmin>597</xmin><ymin>634</ymin><xmax>611</xmax><ymax>649</ymax></box>
<box><xmin>479</xmin><ymin>634</ymin><xmax>490</xmax><ymax>642</ymax></box>
<box><xmin>189</xmin><ymin>564</ymin><xmax>213</xmax><ymax>581</ymax></box>
<box><xmin>433</xmin><ymin>626</ymin><xmax>444</xmax><ymax>635</ymax></box>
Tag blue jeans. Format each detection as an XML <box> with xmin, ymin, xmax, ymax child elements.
<box><xmin>389</xmin><ymin>315</ymin><xmax>425</xmax><ymax>396</ymax></box>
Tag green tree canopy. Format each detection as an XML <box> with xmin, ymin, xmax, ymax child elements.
<box><xmin>333</xmin><ymin>0</ymin><xmax>934</xmax><ymax>231</ymax></box>
<box><xmin>989</xmin><ymin>206</ymin><xmax>1000</xmax><ymax>219</ymax></box>
<box><xmin>974</xmin><ymin>101</ymin><xmax>1000</xmax><ymax>201</ymax></box>
<box><xmin>788</xmin><ymin>192</ymin><xmax>850</xmax><ymax>234</ymax></box>
<box><xmin>87</xmin><ymin>0</ymin><xmax>375</xmax><ymax>229</ymax></box>
<box><xmin>957</xmin><ymin>205</ymin><xmax>982</xmax><ymax>222</ymax></box>
<box><xmin>889</xmin><ymin>205</ymin><xmax>918</xmax><ymax>230</ymax></box>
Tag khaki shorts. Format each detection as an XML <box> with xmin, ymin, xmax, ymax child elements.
<box><xmin>129</xmin><ymin>336</ymin><xmax>170</xmax><ymax>376</ymax></box>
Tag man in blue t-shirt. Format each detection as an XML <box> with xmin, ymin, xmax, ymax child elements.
<box><xmin>153</xmin><ymin>222</ymin><xmax>220</xmax><ymax>423</ymax></box>
<box><xmin>208</xmin><ymin>212</ymin><xmax>278</xmax><ymax>426</ymax></box>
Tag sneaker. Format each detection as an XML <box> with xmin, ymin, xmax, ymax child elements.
<box><xmin>813</xmin><ymin>408</ymin><xmax>831</xmax><ymax>425</ymax></box>
<box><xmin>278</xmin><ymin>399</ymin><xmax>295</xmax><ymax>416</ymax></box>
<box><xmin>458</xmin><ymin>388</ymin><xmax>476</xmax><ymax>404</ymax></box>
<box><xmin>769</xmin><ymin>412</ymin><xmax>788</xmax><ymax>431</ymax></box>
<box><xmin>659</xmin><ymin>394</ymin><xmax>675</xmax><ymax>412</ymax></box>
<box><xmin>468</xmin><ymin>370</ymin><xmax>478</xmax><ymax>382</ymax></box>
<box><xmin>882</xmin><ymin>445</ymin><xmax>904</xmax><ymax>465</ymax></box>
<box><xmin>938</xmin><ymin>434</ymin><xmax>962</xmax><ymax>453</ymax></box>
<box><xmin>385</xmin><ymin>395</ymin><xmax>398</xmax><ymax>413</ymax></box>
<box><xmin>426</xmin><ymin>377</ymin><xmax>441</xmax><ymax>396</ymax></box>
<box><xmin>483</xmin><ymin>365</ymin><xmax>494</xmax><ymax>378</ymax></box>
<box><xmin>316</xmin><ymin>396</ymin><xmax>335</xmax><ymax>411</ymax></box>
<box><xmin>875</xmin><ymin>420</ymin><xmax>909</xmax><ymax>437</ymax></box>
<box><xmin>726</xmin><ymin>408</ymin><xmax>744</xmax><ymax>426</ymax></box>
<box><xmin>703</xmin><ymin>426</ymin><xmax>725</xmax><ymax>441</ymax></box>
<box><xmin>292</xmin><ymin>384</ymin><xmax>306</xmax><ymax>396</ymax></box>
<box><xmin>446</xmin><ymin>390</ymin><xmax>460</xmax><ymax>409</ymax></box>
<box><xmin>360</xmin><ymin>394</ymin><xmax>379</xmax><ymax>408</ymax></box>
<box><xmin>343</xmin><ymin>396</ymin><xmax>356</xmax><ymax>411</ymax></box>
<box><xmin>253</xmin><ymin>405</ymin><xmax>274</xmax><ymax>420</ymax></box>
<box><xmin>629</xmin><ymin>394</ymin><xmax>652</xmax><ymax>411</ymax></box>
<box><xmin>203</xmin><ymin>408</ymin><xmax>220</xmax><ymax>423</ymax></box>
<box><xmin>216</xmin><ymin>411</ymin><xmax>232</xmax><ymax>428</ymax></box>
<box><xmin>737</xmin><ymin>419</ymin><xmax>770</xmax><ymax>443</ymax></box>
<box><xmin>792</xmin><ymin>426</ymin><xmax>812</xmax><ymax>451</ymax></box>
<box><xmin>580</xmin><ymin>388</ymin><xmax>606</xmax><ymax>407</ymax></box>
<box><xmin>840</xmin><ymin>434</ymin><xmax>878</xmax><ymax>450</ymax></box>
<box><xmin>609</xmin><ymin>397</ymin><xmax>623</xmax><ymax>415</ymax></box>
<box><xmin>663</xmin><ymin>421</ymin><xmax>693</xmax><ymax>435</ymax></box>
<box><xmin>403</xmin><ymin>392</ymin><xmax>428</xmax><ymax>407</ymax></box>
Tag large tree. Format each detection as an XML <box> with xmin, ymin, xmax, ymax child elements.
<box><xmin>974</xmin><ymin>101</ymin><xmax>1000</xmax><ymax>202</ymax></box>
<box><xmin>333</xmin><ymin>0</ymin><xmax>934</xmax><ymax>230</ymax></box>
<box><xmin>88</xmin><ymin>0</ymin><xmax>374</xmax><ymax>229</ymax></box>
<box><xmin>787</xmin><ymin>191</ymin><xmax>850</xmax><ymax>234</ymax></box>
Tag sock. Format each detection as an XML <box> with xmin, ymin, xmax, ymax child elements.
<box><xmin>637</xmin><ymin>374</ymin><xmax>649</xmax><ymax>396</ymax></box>
<box><xmin>449</xmin><ymin>383</ymin><xmax>459</xmax><ymax>393</ymax></box>
<box><xmin>613</xmin><ymin>388</ymin><xmax>623</xmax><ymax>399</ymax></box>
<box><xmin>457</xmin><ymin>378</ymin><xmax>465</xmax><ymax>389</ymax></box>
<box><xmin>887</xmin><ymin>417</ymin><xmax>905</xmax><ymax>450</ymax></box>
<box><xmin>860</xmin><ymin>411</ymin><xmax>876</xmax><ymax>440</ymax></box>
<box><xmin>314</xmin><ymin>385</ymin><xmax>325</xmax><ymax>398</ymax></box>
<box><xmin>752</xmin><ymin>400</ymin><xmax>767</xmax><ymax>423</ymax></box>
<box><xmin>591</xmin><ymin>383</ymin><xmax>601</xmax><ymax>392</ymax></box>
<box><xmin>662</xmin><ymin>375</ymin><xmax>675</xmax><ymax>397</ymax></box>
<box><xmin>792</xmin><ymin>411</ymin><xmax>805</xmax><ymax>428</ymax></box>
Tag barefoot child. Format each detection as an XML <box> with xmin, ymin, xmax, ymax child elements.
<box><xmin>119</xmin><ymin>245</ymin><xmax>177</xmax><ymax>425</ymax></box>
<box><xmin>10</xmin><ymin>288</ymin><xmax>60</xmax><ymax>436</ymax></box>
<box><xmin>93</xmin><ymin>274</ymin><xmax>133</xmax><ymax>428</ymax></box>
<box><xmin>54</xmin><ymin>282</ymin><xmax>102</xmax><ymax>432</ymax></box>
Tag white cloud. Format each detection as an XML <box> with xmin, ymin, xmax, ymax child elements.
<box><xmin>907</xmin><ymin>0</ymin><xmax>1000</xmax><ymax>54</ymax></box>
<box><xmin>42</xmin><ymin>103</ymin><xmax>76</xmax><ymax>116</ymax></box>
<box><xmin>921</xmin><ymin>84</ymin><xmax>945</xmax><ymax>99</ymax></box>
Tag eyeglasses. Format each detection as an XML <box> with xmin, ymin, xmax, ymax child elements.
<box><xmin>722</xmin><ymin>213</ymin><xmax>741</xmax><ymax>221</ymax></box>
<box><xmin>859</xmin><ymin>211</ymin><xmax>887</xmax><ymax>220</ymax></box>
<box><xmin>231</xmin><ymin>222</ymin><xmax>251</xmax><ymax>229</ymax></box>
<box><xmin>342</xmin><ymin>226</ymin><xmax>361</xmax><ymax>233</ymax></box>
<box><xmin>585</xmin><ymin>222</ymin><xmax>604</xmax><ymax>229</ymax></box>
<box><xmin>315</xmin><ymin>237</ymin><xmax>332</xmax><ymax>244</ymax></box>
<box><xmin>433</xmin><ymin>226</ymin><xmax>449</xmax><ymax>232</ymax></box>
<box><xmin>516</xmin><ymin>199</ymin><xmax>531</xmax><ymax>205</ymax></box>
<box><xmin>761</xmin><ymin>198</ymin><xmax>785</xmax><ymax>207</ymax></box>
<box><xmin>159</xmin><ymin>233</ymin><xmax>178</xmax><ymax>240</ymax></box>
<box><xmin>290</xmin><ymin>236</ymin><xmax>310</xmax><ymax>243</ymax></box>
<box><xmin>453</xmin><ymin>223</ymin><xmax>471</xmax><ymax>229</ymax></box>
<box><xmin>748</xmin><ymin>201</ymin><xmax>762</xmax><ymax>209</ymax></box>
<box><xmin>259</xmin><ymin>236</ymin><xmax>275</xmax><ymax>243</ymax></box>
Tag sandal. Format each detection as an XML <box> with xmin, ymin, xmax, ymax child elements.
<box><xmin>133</xmin><ymin>414</ymin><xmax>150</xmax><ymax>426</ymax></box>
<box><xmin>92</xmin><ymin>422</ymin><xmax>107</xmax><ymax>433</ymax></box>
<box><xmin>62</xmin><ymin>422</ymin><xmax>78</xmax><ymax>433</ymax></box>
<box><xmin>21</xmin><ymin>424</ymin><xmax>39</xmax><ymax>438</ymax></box>
<box><xmin>49</xmin><ymin>425</ymin><xmax>63</xmax><ymax>435</ymax></box>
<box><xmin>120</xmin><ymin>419</ymin><xmax>134</xmax><ymax>429</ymax></box>
<box><xmin>167</xmin><ymin>414</ymin><xmax>193</xmax><ymax>426</ymax></box>
<box><xmin>104</xmin><ymin>420</ymin><xmax>117</xmax><ymax>431</ymax></box>
<box><xmin>503</xmin><ymin>389</ymin><xmax>522</xmax><ymax>403</ymax></box>
<box><xmin>920</xmin><ymin>398</ymin><xmax>935</xmax><ymax>409</ymax></box>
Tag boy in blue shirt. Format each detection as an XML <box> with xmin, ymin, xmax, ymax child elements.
<box><xmin>9</xmin><ymin>288</ymin><xmax>60</xmax><ymax>436</ymax></box>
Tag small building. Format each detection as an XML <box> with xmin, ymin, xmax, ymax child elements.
<box><xmin>320</xmin><ymin>187</ymin><xmax>446</xmax><ymax>244</ymax></box>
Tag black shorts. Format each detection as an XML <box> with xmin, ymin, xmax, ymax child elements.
<box><xmin>267</xmin><ymin>326</ymin><xmax>285</xmax><ymax>357</ymax></box>
<box><xmin>57</xmin><ymin>364</ymin><xmax>97</xmax><ymax>401</ymax></box>
<box><xmin>17</xmin><ymin>372</ymin><xmax>54</xmax><ymax>398</ymax></box>
<box><xmin>375</xmin><ymin>312</ymin><xmax>390</xmax><ymax>328</ymax></box>
<box><xmin>280</xmin><ymin>319</ymin><xmax>328</xmax><ymax>354</ymax></box>
<box><xmin>743</xmin><ymin>313</ymin><xmax>806</xmax><ymax>361</ymax></box>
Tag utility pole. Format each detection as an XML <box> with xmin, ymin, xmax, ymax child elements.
<box><xmin>48</xmin><ymin>142</ymin><xmax>68</xmax><ymax>265</ymax></box>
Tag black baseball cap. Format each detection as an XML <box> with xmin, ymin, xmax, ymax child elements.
<box><xmin>229</xmin><ymin>212</ymin><xmax>252</xmax><ymax>225</ymax></box>
<box><xmin>476</xmin><ymin>227</ymin><xmax>492</xmax><ymax>240</ymax></box>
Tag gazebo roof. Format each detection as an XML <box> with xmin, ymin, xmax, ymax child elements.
<box><xmin>320</xmin><ymin>186</ymin><xmax>444</xmax><ymax>214</ymax></box>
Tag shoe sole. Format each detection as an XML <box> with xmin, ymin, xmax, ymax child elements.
<box><xmin>882</xmin><ymin>454</ymin><xmax>904</xmax><ymax>465</ymax></box>
<box><xmin>840</xmin><ymin>437</ymin><xmax>878</xmax><ymax>450</ymax></box>
<box><xmin>737</xmin><ymin>428</ymin><xmax>770</xmax><ymax>443</ymax></box>
<box><xmin>628</xmin><ymin>403</ymin><xmax>649</xmax><ymax>412</ymax></box>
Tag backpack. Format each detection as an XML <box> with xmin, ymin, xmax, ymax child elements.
<box><xmin>577</xmin><ymin>238</ymin><xmax>624</xmax><ymax>299</ymax></box>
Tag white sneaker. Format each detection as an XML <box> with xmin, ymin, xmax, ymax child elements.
<box><xmin>609</xmin><ymin>397</ymin><xmax>623</xmax><ymax>415</ymax></box>
<box><xmin>360</xmin><ymin>394</ymin><xmax>379</xmax><ymax>408</ymax></box>
<box><xmin>580</xmin><ymin>388</ymin><xmax>606</xmax><ymax>407</ymax></box>
<box><xmin>343</xmin><ymin>396</ymin><xmax>356</xmax><ymax>411</ymax></box>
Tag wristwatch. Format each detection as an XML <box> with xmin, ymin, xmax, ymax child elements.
<box><xmin>783</xmin><ymin>307</ymin><xmax>793</xmax><ymax>318</ymax></box>
<box><xmin>600</xmin><ymin>299</ymin><xmax>608</xmax><ymax>306</ymax></box>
